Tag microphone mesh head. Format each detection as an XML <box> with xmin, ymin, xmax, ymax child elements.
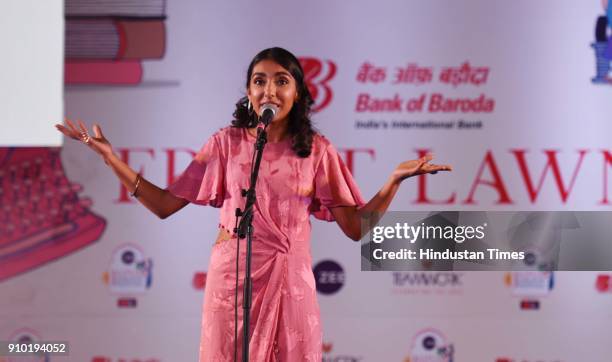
<box><xmin>261</xmin><ymin>103</ymin><xmax>278</xmax><ymax>116</ymax></box>
<box><xmin>259</xmin><ymin>104</ymin><xmax>278</xmax><ymax>126</ymax></box>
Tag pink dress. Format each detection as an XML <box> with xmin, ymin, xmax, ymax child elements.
<box><xmin>168</xmin><ymin>126</ymin><xmax>364</xmax><ymax>362</ymax></box>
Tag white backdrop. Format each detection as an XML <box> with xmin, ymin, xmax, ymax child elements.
<box><xmin>0</xmin><ymin>0</ymin><xmax>63</xmax><ymax>146</ymax></box>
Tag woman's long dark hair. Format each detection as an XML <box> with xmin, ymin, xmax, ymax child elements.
<box><xmin>231</xmin><ymin>47</ymin><xmax>315</xmax><ymax>158</ymax></box>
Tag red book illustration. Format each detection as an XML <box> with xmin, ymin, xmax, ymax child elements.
<box><xmin>65</xmin><ymin>60</ymin><xmax>143</xmax><ymax>85</ymax></box>
<box><xmin>0</xmin><ymin>148</ymin><xmax>106</xmax><ymax>282</ymax></box>
<box><xmin>66</xmin><ymin>0</ymin><xmax>166</xmax><ymax>18</ymax></box>
<box><xmin>66</xmin><ymin>19</ymin><xmax>166</xmax><ymax>59</ymax></box>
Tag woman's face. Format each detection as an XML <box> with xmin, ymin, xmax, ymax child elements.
<box><xmin>247</xmin><ymin>59</ymin><xmax>298</xmax><ymax>125</ymax></box>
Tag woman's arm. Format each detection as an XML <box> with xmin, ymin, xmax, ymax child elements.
<box><xmin>56</xmin><ymin>119</ymin><xmax>189</xmax><ymax>219</ymax></box>
<box><xmin>330</xmin><ymin>154</ymin><xmax>451</xmax><ymax>241</ymax></box>
<box><xmin>104</xmin><ymin>152</ymin><xmax>189</xmax><ymax>219</ymax></box>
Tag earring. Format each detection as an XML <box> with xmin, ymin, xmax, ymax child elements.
<box><xmin>247</xmin><ymin>99</ymin><xmax>254</xmax><ymax>116</ymax></box>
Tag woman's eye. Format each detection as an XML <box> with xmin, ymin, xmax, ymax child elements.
<box><xmin>253</xmin><ymin>78</ymin><xmax>265</xmax><ymax>86</ymax></box>
<box><xmin>276</xmin><ymin>78</ymin><xmax>288</xmax><ymax>86</ymax></box>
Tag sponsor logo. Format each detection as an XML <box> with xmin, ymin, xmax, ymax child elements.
<box><xmin>313</xmin><ymin>260</ymin><xmax>345</xmax><ymax>295</ymax></box>
<box><xmin>321</xmin><ymin>342</ymin><xmax>363</xmax><ymax>362</ymax></box>
<box><xmin>192</xmin><ymin>271</ymin><xmax>207</xmax><ymax>290</ymax></box>
<box><xmin>117</xmin><ymin>298</ymin><xmax>138</xmax><ymax>308</ymax></box>
<box><xmin>513</xmin><ymin>249</ymin><xmax>557</xmax><ymax>272</ymax></box>
<box><xmin>299</xmin><ymin>57</ymin><xmax>336</xmax><ymax>112</ymax></box>
<box><xmin>323</xmin><ymin>343</ymin><xmax>333</xmax><ymax>354</ymax></box>
<box><xmin>392</xmin><ymin>272</ymin><xmax>463</xmax><ymax>295</ymax></box>
<box><xmin>404</xmin><ymin>328</ymin><xmax>454</xmax><ymax>362</ymax></box>
<box><xmin>102</xmin><ymin>243</ymin><xmax>153</xmax><ymax>307</ymax></box>
<box><xmin>6</xmin><ymin>328</ymin><xmax>49</xmax><ymax>362</ymax></box>
<box><xmin>504</xmin><ymin>272</ymin><xmax>554</xmax><ymax>297</ymax></box>
<box><xmin>505</xmin><ymin>272</ymin><xmax>554</xmax><ymax>310</ymax></box>
<box><xmin>596</xmin><ymin>274</ymin><xmax>612</xmax><ymax>292</ymax></box>
<box><xmin>519</xmin><ymin>300</ymin><xmax>540</xmax><ymax>310</ymax></box>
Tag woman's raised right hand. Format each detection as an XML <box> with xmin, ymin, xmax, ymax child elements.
<box><xmin>55</xmin><ymin>119</ymin><xmax>114</xmax><ymax>161</ymax></box>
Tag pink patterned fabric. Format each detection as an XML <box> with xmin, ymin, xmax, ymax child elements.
<box><xmin>168</xmin><ymin>126</ymin><xmax>365</xmax><ymax>362</ymax></box>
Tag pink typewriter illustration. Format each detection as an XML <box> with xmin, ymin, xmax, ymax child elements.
<box><xmin>0</xmin><ymin>147</ymin><xmax>106</xmax><ymax>282</ymax></box>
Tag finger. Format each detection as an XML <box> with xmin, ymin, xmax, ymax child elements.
<box><xmin>87</xmin><ymin>136</ymin><xmax>100</xmax><ymax>148</ymax></box>
<box><xmin>422</xmin><ymin>153</ymin><xmax>434</xmax><ymax>163</ymax></box>
<box><xmin>66</xmin><ymin>120</ymin><xmax>84</xmax><ymax>138</ymax></box>
<box><xmin>426</xmin><ymin>164</ymin><xmax>453</xmax><ymax>172</ymax></box>
<box><xmin>77</xmin><ymin>119</ymin><xmax>89</xmax><ymax>134</ymax></box>
<box><xmin>65</xmin><ymin>118</ymin><xmax>76</xmax><ymax>129</ymax></box>
<box><xmin>57</xmin><ymin>124</ymin><xmax>79</xmax><ymax>140</ymax></box>
<box><xmin>65</xmin><ymin>118</ymin><xmax>79</xmax><ymax>134</ymax></box>
<box><xmin>55</xmin><ymin>124</ymin><xmax>77</xmax><ymax>139</ymax></box>
<box><xmin>415</xmin><ymin>154</ymin><xmax>434</xmax><ymax>171</ymax></box>
<box><xmin>417</xmin><ymin>154</ymin><xmax>434</xmax><ymax>170</ymax></box>
<box><xmin>93</xmin><ymin>123</ymin><xmax>104</xmax><ymax>139</ymax></box>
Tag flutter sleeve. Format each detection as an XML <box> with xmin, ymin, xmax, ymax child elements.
<box><xmin>311</xmin><ymin>142</ymin><xmax>366</xmax><ymax>221</ymax></box>
<box><xmin>167</xmin><ymin>131</ymin><xmax>225</xmax><ymax>207</ymax></box>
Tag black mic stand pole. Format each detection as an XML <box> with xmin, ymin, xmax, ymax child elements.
<box><xmin>234</xmin><ymin>124</ymin><xmax>268</xmax><ymax>362</ymax></box>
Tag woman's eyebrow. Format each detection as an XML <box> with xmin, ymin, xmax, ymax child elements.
<box><xmin>251</xmin><ymin>71</ymin><xmax>292</xmax><ymax>78</ymax></box>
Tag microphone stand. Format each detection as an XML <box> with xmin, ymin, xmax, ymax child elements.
<box><xmin>234</xmin><ymin>124</ymin><xmax>268</xmax><ymax>362</ymax></box>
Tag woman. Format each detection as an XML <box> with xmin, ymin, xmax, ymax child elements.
<box><xmin>57</xmin><ymin>47</ymin><xmax>451</xmax><ymax>362</ymax></box>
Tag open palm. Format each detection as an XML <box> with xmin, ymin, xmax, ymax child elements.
<box><xmin>55</xmin><ymin>119</ymin><xmax>113</xmax><ymax>159</ymax></box>
<box><xmin>392</xmin><ymin>154</ymin><xmax>452</xmax><ymax>182</ymax></box>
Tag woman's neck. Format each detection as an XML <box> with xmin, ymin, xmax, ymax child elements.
<box><xmin>252</xmin><ymin>119</ymin><xmax>288</xmax><ymax>143</ymax></box>
<box><xmin>267</xmin><ymin>121</ymin><xmax>288</xmax><ymax>142</ymax></box>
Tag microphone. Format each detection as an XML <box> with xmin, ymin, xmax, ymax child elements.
<box><xmin>259</xmin><ymin>104</ymin><xmax>278</xmax><ymax>126</ymax></box>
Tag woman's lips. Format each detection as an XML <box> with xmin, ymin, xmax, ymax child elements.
<box><xmin>261</xmin><ymin>101</ymin><xmax>281</xmax><ymax>107</ymax></box>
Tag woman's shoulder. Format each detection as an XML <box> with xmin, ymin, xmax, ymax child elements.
<box><xmin>309</xmin><ymin>132</ymin><xmax>341</xmax><ymax>164</ymax></box>
<box><xmin>212</xmin><ymin>126</ymin><xmax>242</xmax><ymax>139</ymax></box>
<box><xmin>311</xmin><ymin>132</ymin><xmax>336</xmax><ymax>153</ymax></box>
<box><xmin>312</xmin><ymin>131</ymin><xmax>331</xmax><ymax>145</ymax></box>
<box><xmin>207</xmin><ymin>126</ymin><xmax>249</xmax><ymax>146</ymax></box>
<box><xmin>194</xmin><ymin>126</ymin><xmax>245</xmax><ymax>155</ymax></box>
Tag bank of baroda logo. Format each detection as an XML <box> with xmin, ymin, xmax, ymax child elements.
<box><xmin>299</xmin><ymin>57</ymin><xmax>336</xmax><ymax>112</ymax></box>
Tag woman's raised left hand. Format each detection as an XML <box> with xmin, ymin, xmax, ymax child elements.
<box><xmin>391</xmin><ymin>154</ymin><xmax>452</xmax><ymax>183</ymax></box>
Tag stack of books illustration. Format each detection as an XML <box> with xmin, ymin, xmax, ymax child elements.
<box><xmin>0</xmin><ymin>148</ymin><xmax>107</xmax><ymax>281</ymax></box>
<box><xmin>65</xmin><ymin>0</ymin><xmax>167</xmax><ymax>85</ymax></box>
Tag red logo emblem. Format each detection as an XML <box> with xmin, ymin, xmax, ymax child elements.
<box><xmin>192</xmin><ymin>272</ymin><xmax>207</xmax><ymax>290</ymax></box>
<box><xmin>596</xmin><ymin>274</ymin><xmax>611</xmax><ymax>292</ymax></box>
<box><xmin>322</xmin><ymin>342</ymin><xmax>333</xmax><ymax>353</ymax></box>
<box><xmin>299</xmin><ymin>57</ymin><xmax>336</xmax><ymax>112</ymax></box>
